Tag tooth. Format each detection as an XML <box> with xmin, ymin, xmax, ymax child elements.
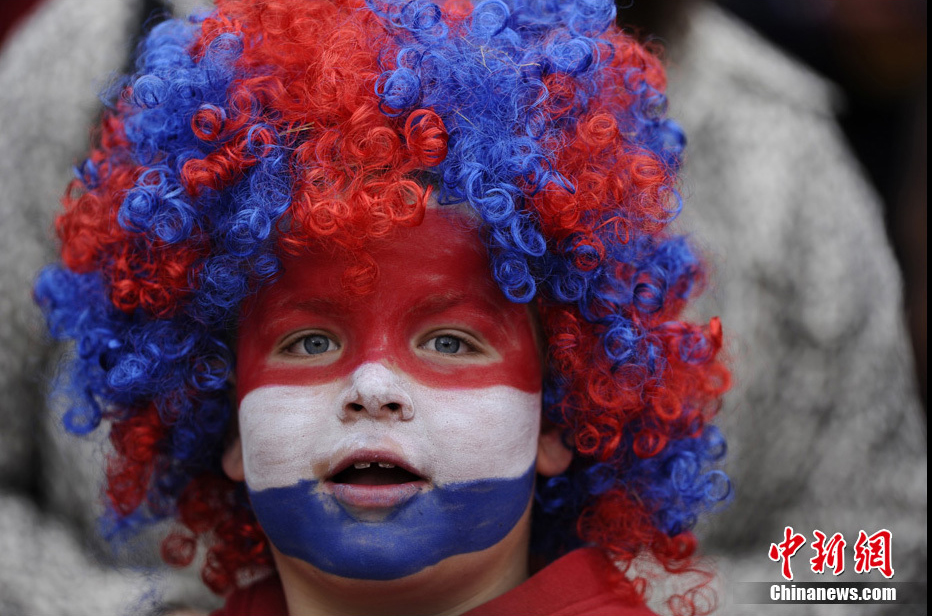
<box><xmin>354</xmin><ymin>462</ymin><xmax>371</xmax><ymax>469</ymax></box>
<box><xmin>378</xmin><ymin>462</ymin><xmax>395</xmax><ymax>468</ymax></box>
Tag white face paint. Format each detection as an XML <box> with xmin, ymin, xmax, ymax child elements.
<box><xmin>239</xmin><ymin>362</ymin><xmax>542</xmax><ymax>492</ymax></box>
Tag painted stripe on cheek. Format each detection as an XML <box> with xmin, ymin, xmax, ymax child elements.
<box><xmin>238</xmin><ymin>380</ymin><xmax>542</xmax><ymax>491</ymax></box>
<box><xmin>249</xmin><ymin>465</ymin><xmax>535</xmax><ymax>580</ymax></box>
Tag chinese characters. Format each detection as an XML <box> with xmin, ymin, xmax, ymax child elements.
<box><xmin>768</xmin><ymin>527</ymin><xmax>893</xmax><ymax>580</ymax></box>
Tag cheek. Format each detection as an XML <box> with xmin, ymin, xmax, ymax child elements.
<box><xmin>238</xmin><ymin>384</ymin><xmax>342</xmax><ymax>491</ymax></box>
<box><xmin>412</xmin><ymin>384</ymin><xmax>542</xmax><ymax>486</ymax></box>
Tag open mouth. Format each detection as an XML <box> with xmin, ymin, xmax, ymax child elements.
<box><xmin>330</xmin><ymin>461</ymin><xmax>423</xmax><ymax>486</ymax></box>
<box><xmin>326</xmin><ymin>452</ymin><xmax>427</xmax><ymax>513</ymax></box>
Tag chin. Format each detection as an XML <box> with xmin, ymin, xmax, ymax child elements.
<box><xmin>268</xmin><ymin>500</ymin><xmax>534</xmax><ymax>616</ymax></box>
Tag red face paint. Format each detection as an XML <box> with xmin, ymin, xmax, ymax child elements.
<box><xmin>236</xmin><ymin>210</ymin><xmax>542</xmax><ymax>400</ymax></box>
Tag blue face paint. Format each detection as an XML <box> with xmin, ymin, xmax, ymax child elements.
<box><xmin>249</xmin><ymin>464</ymin><xmax>535</xmax><ymax>580</ymax></box>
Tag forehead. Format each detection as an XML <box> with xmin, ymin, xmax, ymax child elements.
<box><xmin>268</xmin><ymin>210</ymin><xmax>499</xmax><ymax>308</ymax></box>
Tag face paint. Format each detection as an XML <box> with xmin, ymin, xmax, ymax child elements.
<box><xmin>236</xmin><ymin>211</ymin><xmax>543</xmax><ymax>580</ymax></box>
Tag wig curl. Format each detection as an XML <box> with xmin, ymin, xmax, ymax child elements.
<box><xmin>35</xmin><ymin>0</ymin><xmax>730</xmax><ymax>611</ymax></box>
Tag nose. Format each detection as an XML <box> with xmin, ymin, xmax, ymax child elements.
<box><xmin>338</xmin><ymin>363</ymin><xmax>414</xmax><ymax>422</ymax></box>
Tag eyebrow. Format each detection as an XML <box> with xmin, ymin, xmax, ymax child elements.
<box><xmin>290</xmin><ymin>297</ymin><xmax>352</xmax><ymax>316</ymax></box>
<box><xmin>255</xmin><ymin>296</ymin><xmax>349</xmax><ymax>337</ymax></box>
<box><xmin>281</xmin><ymin>290</ymin><xmax>510</xmax><ymax>332</ymax></box>
<box><xmin>408</xmin><ymin>292</ymin><xmax>474</xmax><ymax>317</ymax></box>
<box><xmin>282</xmin><ymin>293</ymin><xmax>478</xmax><ymax>319</ymax></box>
<box><xmin>406</xmin><ymin>292</ymin><xmax>511</xmax><ymax>336</ymax></box>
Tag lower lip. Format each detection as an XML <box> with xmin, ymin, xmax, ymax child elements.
<box><xmin>328</xmin><ymin>481</ymin><xmax>426</xmax><ymax>510</ymax></box>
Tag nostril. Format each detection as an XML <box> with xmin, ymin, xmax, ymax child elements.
<box><xmin>339</xmin><ymin>364</ymin><xmax>415</xmax><ymax>421</ymax></box>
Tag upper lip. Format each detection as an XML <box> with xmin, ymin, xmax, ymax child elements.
<box><xmin>327</xmin><ymin>449</ymin><xmax>425</xmax><ymax>482</ymax></box>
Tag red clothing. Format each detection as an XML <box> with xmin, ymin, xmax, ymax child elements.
<box><xmin>212</xmin><ymin>574</ymin><xmax>288</xmax><ymax>616</ymax></box>
<box><xmin>211</xmin><ymin>548</ymin><xmax>654</xmax><ymax>616</ymax></box>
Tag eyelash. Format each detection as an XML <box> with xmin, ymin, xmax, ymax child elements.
<box><xmin>419</xmin><ymin>332</ymin><xmax>480</xmax><ymax>356</ymax></box>
<box><xmin>283</xmin><ymin>332</ymin><xmax>341</xmax><ymax>356</ymax></box>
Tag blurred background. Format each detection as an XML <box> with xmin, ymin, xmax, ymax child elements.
<box><xmin>716</xmin><ymin>0</ymin><xmax>927</xmax><ymax>410</ymax></box>
<box><xmin>618</xmin><ymin>0</ymin><xmax>928</xmax><ymax>411</ymax></box>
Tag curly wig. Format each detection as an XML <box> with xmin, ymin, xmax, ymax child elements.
<box><xmin>35</xmin><ymin>0</ymin><xmax>730</xmax><ymax>610</ymax></box>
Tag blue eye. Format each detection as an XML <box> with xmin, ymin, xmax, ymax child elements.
<box><xmin>432</xmin><ymin>335</ymin><xmax>462</xmax><ymax>354</ymax></box>
<box><xmin>300</xmin><ymin>334</ymin><xmax>334</xmax><ymax>355</ymax></box>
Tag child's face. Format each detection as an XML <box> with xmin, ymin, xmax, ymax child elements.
<box><xmin>226</xmin><ymin>210</ymin><xmax>557</xmax><ymax>581</ymax></box>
